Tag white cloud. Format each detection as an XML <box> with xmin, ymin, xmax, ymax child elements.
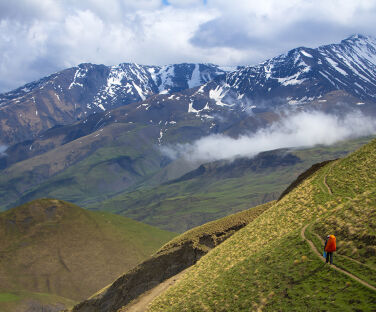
<box><xmin>0</xmin><ymin>145</ymin><xmax>7</xmax><ymax>155</ymax></box>
<box><xmin>0</xmin><ymin>0</ymin><xmax>376</xmax><ymax>92</ymax></box>
<box><xmin>0</xmin><ymin>3</ymin><xmax>215</xmax><ymax>91</ymax></box>
<box><xmin>192</xmin><ymin>0</ymin><xmax>376</xmax><ymax>53</ymax></box>
<box><xmin>167</xmin><ymin>0</ymin><xmax>204</xmax><ymax>7</ymax></box>
<box><xmin>162</xmin><ymin>111</ymin><xmax>376</xmax><ymax>163</ymax></box>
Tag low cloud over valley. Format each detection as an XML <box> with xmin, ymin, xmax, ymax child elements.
<box><xmin>162</xmin><ymin>111</ymin><xmax>376</xmax><ymax>163</ymax></box>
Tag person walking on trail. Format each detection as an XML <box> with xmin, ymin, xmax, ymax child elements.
<box><xmin>324</xmin><ymin>234</ymin><xmax>336</xmax><ymax>264</ymax></box>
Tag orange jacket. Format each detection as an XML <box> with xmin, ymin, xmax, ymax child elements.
<box><xmin>325</xmin><ymin>235</ymin><xmax>336</xmax><ymax>252</ymax></box>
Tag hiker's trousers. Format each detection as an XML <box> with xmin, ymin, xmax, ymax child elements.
<box><xmin>326</xmin><ymin>252</ymin><xmax>333</xmax><ymax>264</ymax></box>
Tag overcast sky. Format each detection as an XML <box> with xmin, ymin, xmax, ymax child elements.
<box><xmin>1</xmin><ymin>0</ymin><xmax>376</xmax><ymax>92</ymax></box>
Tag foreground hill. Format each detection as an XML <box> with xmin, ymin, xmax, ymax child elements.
<box><xmin>74</xmin><ymin>138</ymin><xmax>376</xmax><ymax>311</ymax></box>
<box><xmin>0</xmin><ymin>199</ymin><xmax>175</xmax><ymax>311</ymax></box>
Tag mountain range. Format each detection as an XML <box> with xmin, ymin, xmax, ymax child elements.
<box><xmin>0</xmin><ymin>63</ymin><xmax>229</xmax><ymax>145</ymax></box>
<box><xmin>1</xmin><ymin>35</ymin><xmax>376</xmax><ymax>146</ymax></box>
<box><xmin>1</xmin><ymin>34</ymin><xmax>376</xmax><ymax>224</ymax></box>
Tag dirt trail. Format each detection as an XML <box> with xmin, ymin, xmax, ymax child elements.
<box><xmin>323</xmin><ymin>162</ymin><xmax>334</xmax><ymax>195</ymax></box>
<box><xmin>312</xmin><ymin>232</ymin><xmax>374</xmax><ymax>270</ymax></box>
<box><xmin>320</xmin><ymin>162</ymin><xmax>375</xmax><ymax>272</ymax></box>
<box><xmin>301</xmin><ymin>223</ymin><xmax>376</xmax><ymax>292</ymax></box>
<box><xmin>119</xmin><ymin>269</ymin><xmax>188</xmax><ymax>312</ymax></box>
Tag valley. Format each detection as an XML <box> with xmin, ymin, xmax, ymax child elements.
<box><xmin>86</xmin><ymin>136</ymin><xmax>374</xmax><ymax>232</ymax></box>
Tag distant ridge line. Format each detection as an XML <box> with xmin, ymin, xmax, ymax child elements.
<box><xmin>278</xmin><ymin>159</ymin><xmax>337</xmax><ymax>200</ymax></box>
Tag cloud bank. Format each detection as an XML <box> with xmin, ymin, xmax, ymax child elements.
<box><xmin>1</xmin><ymin>0</ymin><xmax>376</xmax><ymax>92</ymax></box>
<box><xmin>162</xmin><ymin>111</ymin><xmax>376</xmax><ymax>163</ymax></box>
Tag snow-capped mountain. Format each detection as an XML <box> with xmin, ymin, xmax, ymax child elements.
<box><xmin>1</xmin><ymin>34</ymin><xmax>376</xmax><ymax>146</ymax></box>
<box><xmin>0</xmin><ymin>62</ymin><xmax>228</xmax><ymax>111</ymax></box>
<box><xmin>0</xmin><ymin>63</ymin><xmax>228</xmax><ymax>144</ymax></box>
<box><xmin>187</xmin><ymin>34</ymin><xmax>376</xmax><ymax>115</ymax></box>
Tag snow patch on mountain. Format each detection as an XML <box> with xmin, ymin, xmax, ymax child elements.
<box><xmin>69</xmin><ymin>67</ymin><xmax>87</xmax><ymax>89</ymax></box>
<box><xmin>277</xmin><ymin>73</ymin><xmax>307</xmax><ymax>86</ymax></box>
<box><xmin>158</xmin><ymin>65</ymin><xmax>175</xmax><ymax>93</ymax></box>
<box><xmin>325</xmin><ymin>57</ymin><xmax>348</xmax><ymax>76</ymax></box>
<box><xmin>209</xmin><ymin>85</ymin><xmax>232</xmax><ymax>107</ymax></box>
<box><xmin>132</xmin><ymin>82</ymin><xmax>146</xmax><ymax>101</ymax></box>
<box><xmin>300</xmin><ymin>50</ymin><xmax>313</xmax><ymax>58</ymax></box>
<box><xmin>188</xmin><ymin>64</ymin><xmax>201</xmax><ymax>89</ymax></box>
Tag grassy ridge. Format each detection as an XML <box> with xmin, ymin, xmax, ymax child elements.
<box><xmin>0</xmin><ymin>199</ymin><xmax>175</xmax><ymax>311</ymax></box>
<box><xmin>158</xmin><ymin>201</ymin><xmax>275</xmax><ymax>255</ymax></box>
<box><xmin>147</xmin><ymin>139</ymin><xmax>376</xmax><ymax>311</ymax></box>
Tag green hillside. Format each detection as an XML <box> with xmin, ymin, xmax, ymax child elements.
<box><xmin>0</xmin><ymin>199</ymin><xmax>175</xmax><ymax>311</ymax></box>
<box><xmin>1</xmin><ymin>122</ymin><xmax>372</xmax><ymax>221</ymax></box>
<box><xmin>0</xmin><ymin>123</ymin><xmax>165</xmax><ymax>210</ymax></box>
<box><xmin>88</xmin><ymin>136</ymin><xmax>374</xmax><ymax>232</ymax></box>
<box><xmin>145</xmin><ymin>139</ymin><xmax>376</xmax><ymax>311</ymax></box>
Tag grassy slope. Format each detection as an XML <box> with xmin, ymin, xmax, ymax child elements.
<box><xmin>0</xmin><ymin>290</ymin><xmax>76</xmax><ymax>312</ymax></box>
<box><xmin>0</xmin><ymin>116</ymin><xmax>211</xmax><ymax>211</ymax></box>
<box><xmin>88</xmin><ymin>136</ymin><xmax>374</xmax><ymax>232</ymax></box>
<box><xmin>71</xmin><ymin>201</ymin><xmax>273</xmax><ymax>312</ymax></box>
<box><xmin>157</xmin><ymin>201</ymin><xmax>274</xmax><ymax>256</ymax></box>
<box><xmin>147</xmin><ymin>138</ymin><xmax>376</xmax><ymax>311</ymax></box>
<box><xmin>0</xmin><ymin>123</ymin><xmax>163</xmax><ymax>210</ymax></box>
<box><xmin>0</xmin><ymin>199</ymin><xmax>175</xmax><ymax>310</ymax></box>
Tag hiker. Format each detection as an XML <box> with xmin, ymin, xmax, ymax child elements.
<box><xmin>324</xmin><ymin>234</ymin><xmax>336</xmax><ymax>264</ymax></box>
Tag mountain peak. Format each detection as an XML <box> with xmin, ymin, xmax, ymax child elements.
<box><xmin>341</xmin><ymin>34</ymin><xmax>376</xmax><ymax>45</ymax></box>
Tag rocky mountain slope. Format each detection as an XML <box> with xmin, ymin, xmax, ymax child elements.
<box><xmin>1</xmin><ymin>35</ymin><xmax>376</xmax><ymax>147</ymax></box>
<box><xmin>186</xmin><ymin>34</ymin><xmax>376</xmax><ymax>117</ymax></box>
<box><xmin>0</xmin><ymin>199</ymin><xmax>175</xmax><ymax>311</ymax></box>
<box><xmin>0</xmin><ymin>63</ymin><xmax>228</xmax><ymax>145</ymax></box>
<box><xmin>118</xmin><ymin>35</ymin><xmax>376</xmax><ymax>132</ymax></box>
<box><xmin>72</xmin><ymin>137</ymin><xmax>376</xmax><ymax>312</ymax></box>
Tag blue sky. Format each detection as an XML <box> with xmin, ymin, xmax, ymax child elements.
<box><xmin>0</xmin><ymin>0</ymin><xmax>375</xmax><ymax>92</ymax></box>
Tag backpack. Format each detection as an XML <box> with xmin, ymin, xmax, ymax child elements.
<box><xmin>324</xmin><ymin>235</ymin><xmax>336</xmax><ymax>252</ymax></box>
